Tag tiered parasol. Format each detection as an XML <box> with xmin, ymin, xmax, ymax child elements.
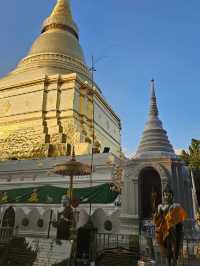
<box><xmin>53</xmin><ymin>147</ymin><xmax>91</xmax><ymax>205</ymax></box>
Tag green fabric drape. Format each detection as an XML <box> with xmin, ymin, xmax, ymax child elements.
<box><xmin>0</xmin><ymin>183</ymin><xmax>118</xmax><ymax>205</ymax></box>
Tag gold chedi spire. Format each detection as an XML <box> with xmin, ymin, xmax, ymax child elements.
<box><xmin>51</xmin><ymin>0</ymin><xmax>72</xmax><ymax>19</ymax></box>
<box><xmin>42</xmin><ymin>0</ymin><xmax>79</xmax><ymax>39</ymax></box>
<box><xmin>17</xmin><ymin>0</ymin><xmax>86</xmax><ymax>73</ymax></box>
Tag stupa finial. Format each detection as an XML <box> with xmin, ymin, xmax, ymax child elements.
<box><xmin>42</xmin><ymin>0</ymin><xmax>79</xmax><ymax>39</ymax></box>
<box><xmin>149</xmin><ymin>79</ymin><xmax>159</xmax><ymax>117</ymax></box>
<box><xmin>51</xmin><ymin>0</ymin><xmax>72</xmax><ymax>19</ymax></box>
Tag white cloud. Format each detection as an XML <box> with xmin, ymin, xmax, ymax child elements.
<box><xmin>123</xmin><ymin>148</ymin><xmax>135</xmax><ymax>159</ymax></box>
<box><xmin>175</xmin><ymin>148</ymin><xmax>184</xmax><ymax>155</ymax></box>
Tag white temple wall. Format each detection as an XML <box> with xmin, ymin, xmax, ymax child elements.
<box><xmin>91</xmin><ymin>208</ymin><xmax>120</xmax><ymax>234</ymax></box>
<box><xmin>0</xmin><ymin>203</ymin><xmax>120</xmax><ymax>237</ymax></box>
<box><xmin>77</xmin><ymin>209</ymin><xmax>89</xmax><ymax>228</ymax></box>
<box><xmin>120</xmin><ymin>159</ymin><xmax>193</xmax><ymax>235</ymax></box>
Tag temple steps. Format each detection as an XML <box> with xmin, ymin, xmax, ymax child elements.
<box><xmin>0</xmin><ymin>237</ymin><xmax>72</xmax><ymax>266</ymax></box>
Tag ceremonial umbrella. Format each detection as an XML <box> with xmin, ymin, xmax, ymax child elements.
<box><xmin>53</xmin><ymin>147</ymin><xmax>92</xmax><ymax>206</ymax></box>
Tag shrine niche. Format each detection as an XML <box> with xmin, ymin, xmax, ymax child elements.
<box><xmin>139</xmin><ymin>167</ymin><xmax>162</xmax><ymax>220</ymax></box>
<box><xmin>2</xmin><ymin>206</ymin><xmax>15</xmax><ymax>228</ymax></box>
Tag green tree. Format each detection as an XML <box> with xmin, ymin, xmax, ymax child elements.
<box><xmin>181</xmin><ymin>139</ymin><xmax>200</xmax><ymax>170</ymax></box>
<box><xmin>181</xmin><ymin>139</ymin><xmax>200</xmax><ymax>203</ymax></box>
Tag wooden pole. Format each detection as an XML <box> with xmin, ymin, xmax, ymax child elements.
<box><xmin>47</xmin><ymin>209</ymin><xmax>53</xmax><ymax>239</ymax></box>
<box><xmin>70</xmin><ymin>175</ymin><xmax>73</xmax><ymax>206</ymax></box>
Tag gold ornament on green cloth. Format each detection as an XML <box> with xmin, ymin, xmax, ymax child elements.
<box><xmin>64</xmin><ymin>189</ymin><xmax>70</xmax><ymax>198</ymax></box>
<box><xmin>0</xmin><ymin>191</ymin><xmax>8</xmax><ymax>203</ymax></box>
<box><xmin>27</xmin><ymin>189</ymin><xmax>39</xmax><ymax>203</ymax></box>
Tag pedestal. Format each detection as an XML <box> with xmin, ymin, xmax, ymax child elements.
<box><xmin>120</xmin><ymin>214</ymin><xmax>139</xmax><ymax>235</ymax></box>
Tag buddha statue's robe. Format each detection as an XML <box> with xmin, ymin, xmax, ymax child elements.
<box><xmin>153</xmin><ymin>203</ymin><xmax>187</xmax><ymax>255</ymax></box>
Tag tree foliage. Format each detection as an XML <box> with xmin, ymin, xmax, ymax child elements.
<box><xmin>181</xmin><ymin>139</ymin><xmax>200</xmax><ymax>203</ymax></box>
<box><xmin>181</xmin><ymin>139</ymin><xmax>200</xmax><ymax>171</ymax></box>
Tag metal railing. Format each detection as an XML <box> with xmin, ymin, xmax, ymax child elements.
<box><xmin>96</xmin><ymin>223</ymin><xmax>200</xmax><ymax>265</ymax></box>
<box><xmin>139</xmin><ymin>220</ymin><xmax>200</xmax><ymax>265</ymax></box>
<box><xmin>0</xmin><ymin>226</ymin><xmax>13</xmax><ymax>244</ymax></box>
<box><xmin>179</xmin><ymin>238</ymin><xmax>200</xmax><ymax>265</ymax></box>
<box><xmin>96</xmin><ymin>233</ymin><xmax>137</xmax><ymax>252</ymax></box>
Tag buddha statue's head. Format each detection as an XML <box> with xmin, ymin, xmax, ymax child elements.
<box><xmin>163</xmin><ymin>183</ymin><xmax>173</xmax><ymax>205</ymax></box>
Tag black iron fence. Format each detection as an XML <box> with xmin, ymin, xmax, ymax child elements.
<box><xmin>96</xmin><ymin>232</ymin><xmax>200</xmax><ymax>265</ymax></box>
<box><xmin>139</xmin><ymin>219</ymin><xmax>200</xmax><ymax>265</ymax></box>
<box><xmin>0</xmin><ymin>226</ymin><xmax>13</xmax><ymax>244</ymax></box>
<box><xmin>97</xmin><ymin>233</ymin><xmax>130</xmax><ymax>251</ymax></box>
<box><xmin>179</xmin><ymin>238</ymin><xmax>200</xmax><ymax>265</ymax></box>
<box><xmin>96</xmin><ymin>233</ymin><xmax>139</xmax><ymax>254</ymax></box>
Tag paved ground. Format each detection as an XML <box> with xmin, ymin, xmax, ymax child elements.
<box><xmin>156</xmin><ymin>260</ymin><xmax>200</xmax><ymax>266</ymax></box>
<box><xmin>180</xmin><ymin>258</ymin><xmax>200</xmax><ymax>265</ymax></box>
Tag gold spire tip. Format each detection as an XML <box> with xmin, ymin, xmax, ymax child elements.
<box><xmin>51</xmin><ymin>0</ymin><xmax>72</xmax><ymax>18</ymax></box>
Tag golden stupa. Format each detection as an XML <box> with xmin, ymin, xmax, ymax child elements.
<box><xmin>0</xmin><ymin>0</ymin><xmax>121</xmax><ymax>160</ymax></box>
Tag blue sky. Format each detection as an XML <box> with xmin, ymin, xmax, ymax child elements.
<box><xmin>0</xmin><ymin>0</ymin><xmax>199</xmax><ymax>155</ymax></box>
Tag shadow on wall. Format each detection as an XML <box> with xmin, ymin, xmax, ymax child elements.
<box><xmin>12</xmin><ymin>207</ymin><xmax>57</xmax><ymax>236</ymax></box>
<box><xmin>77</xmin><ymin>208</ymin><xmax>89</xmax><ymax>229</ymax></box>
<box><xmin>92</xmin><ymin>208</ymin><xmax>120</xmax><ymax>233</ymax></box>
